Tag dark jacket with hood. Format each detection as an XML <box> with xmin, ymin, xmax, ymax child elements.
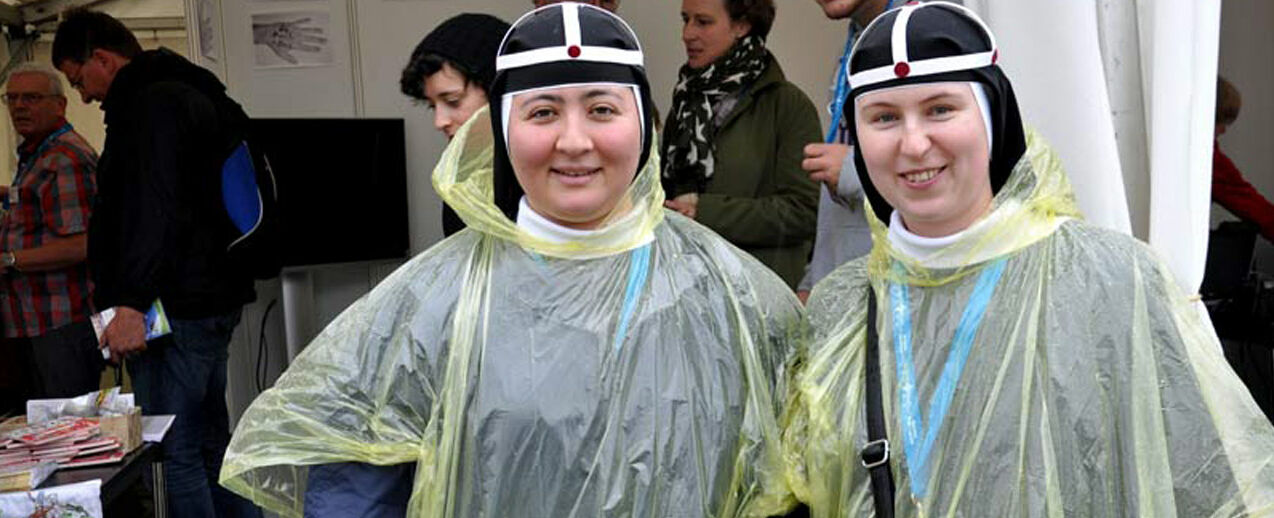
<box><xmin>91</xmin><ymin>48</ymin><xmax>254</xmax><ymax>318</ymax></box>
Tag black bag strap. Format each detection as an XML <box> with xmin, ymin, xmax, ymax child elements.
<box><xmin>861</xmin><ymin>285</ymin><xmax>895</xmax><ymax>517</ymax></box>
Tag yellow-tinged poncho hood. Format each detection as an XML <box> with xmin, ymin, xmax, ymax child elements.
<box><xmin>863</xmin><ymin>128</ymin><xmax>1082</xmax><ymax>286</ymax></box>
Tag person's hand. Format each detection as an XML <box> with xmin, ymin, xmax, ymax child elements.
<box><xmin>252</xmin><ymin>18</ymin><xmax>326</xmax><ymax>64</ymax></box>
<box><xmin>803</xmin><ymin>143</ymin><xmax>851</xmax><ymax>189</ymax></box>
<box><xmin>102</xmin><ymin>306</ymin><xmax>147</xmax><ymax>364</ymax></box>
<box><xmin>797</xmin><ymin>290</ymin><xmax>811</xmax><ymax>305</ymax></box>
<box><xmin>664</xmin><ymin>193</ymin><xmax>699</xmax><ymax>219</ymax></box>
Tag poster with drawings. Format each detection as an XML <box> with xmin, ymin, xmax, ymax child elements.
<box><xmin>197</xmin><ymin>0</ymin><xmax>218</xmax><ymax>62</ymax></box>
<box><xmin>251</xmin><ymin>10</ymin><xmax>332</xmax><ymax>68</ymax></box>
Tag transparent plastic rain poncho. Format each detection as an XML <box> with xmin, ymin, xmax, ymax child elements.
<box><xmin>784</xmin><ymin>129</ymin><xmax>1274</xmax><ymax>516</ymax></box>
<box><xmin>220</xmin><ymin>109</ymin><xmax>802</xmax><ymax>517</ymax></box>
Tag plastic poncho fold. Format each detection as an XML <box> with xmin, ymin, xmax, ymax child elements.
<box><xmin>220</xmin><ymin>109</ymin><xmax>804</xmax><ymax>517</ymax></box>
<box><xmin>784</xmin><ymin>129</ymin><xmax>1274</xmax><ymax>516</ymax></box>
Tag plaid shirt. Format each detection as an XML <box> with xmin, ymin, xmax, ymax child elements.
<box><xmin>0</xmin><ymin>121</ymin><xmax>98</xmax><ymax>338</ymax></box>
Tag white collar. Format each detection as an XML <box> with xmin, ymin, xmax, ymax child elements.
<box><xmin>515</xmin><ymin>197</ymin><xmax>653</xmax><ymax>258</ymax></box>
<box><xmin>886</xmin><ymin>208</ymin><xmax>1006</xmax><ymax>268</ymax></box>
<box><xmin>887</xmin><ymin>210</ymin><xmax>969</xmax><ymax>265</ymax></box>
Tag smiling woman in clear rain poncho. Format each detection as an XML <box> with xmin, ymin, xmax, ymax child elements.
<box><xmin>783</xmin><ymin>2</ymin><xmax>1274</xmax><ymax>517</ymax></box>
<box><xmin>219</xmin><ymin>4</ymin><xmax>801</xmax><ymax>517</ymax></box>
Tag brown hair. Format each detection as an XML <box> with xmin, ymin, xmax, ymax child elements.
<box><xmin>725</xmin><ymin>0</ymin><xmax>776</xmax><ymax>39</ymax></box>
<box><xmin>52</xmin><ymin>9</ymin><xmax>142</xmax><ymax>66</ymax></box>
<box><xmin>1216</xmin><ymin>76</ymin><xmax>1241</xmax><ymax>126</ymax></box>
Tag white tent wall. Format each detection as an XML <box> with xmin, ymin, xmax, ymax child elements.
<box><xmin>968</xmin><ymin>0</ymin><xmax>1223</xmax><ymax>294</ymax></box>
<box><xmin>1139</xmin><ymin>0</ymin><xmax>1221</xmax><ymax>294</ymax></box>
<box><xmin>967</xmin><ymin>0</ymin><xmax>1134</xmax><ymax>236</ymax></box>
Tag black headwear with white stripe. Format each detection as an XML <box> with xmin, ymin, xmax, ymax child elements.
<box><xmin>489</xmin><ymin>3</ymin><xmax>655</xmax><ymax>220</ymax></box>
<box><xmin>846</xmin><ymin>1</ymin><xmax>1026</xmax><ymax>223</ymax></box>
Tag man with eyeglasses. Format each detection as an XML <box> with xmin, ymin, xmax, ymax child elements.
<box><xmin>0</xmin><ymin>62</ymin><xmax>100</xmax><ymax>417</ymax></box>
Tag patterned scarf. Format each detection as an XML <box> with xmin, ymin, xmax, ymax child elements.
<box><xmin>662</xmin><ymin>35</ymin><xmax>769</xmax><ymax>197</ymax></box>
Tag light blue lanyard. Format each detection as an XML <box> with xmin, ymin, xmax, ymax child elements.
<box><xmin>825</xmin><ymin>24</ymin><xmax>857</xmax><ymax>144</ymax></box>
<box><xmin>889</xmin><ymin>257</ymin><xmax>1007</xmax><ymax>498</ymax></box>
<box><xmin>528</xmin><ymin>243</ymin><xmax>651</xmax><ymax>352</ymax></box>
<box><xmin>825</xmin><ymin>0</ymin><xmax>897</xmax><ymax>144</ymax></box>
<box><xmin>613</xmin><ymin>243</ymin><xmax>651</xmax><ymax>352</ymax></box>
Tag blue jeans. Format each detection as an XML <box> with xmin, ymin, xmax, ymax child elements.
<box><xmin>128</xmin><ymin>309</ymin><xmax>261</xmax><ymax>518</ymax></box>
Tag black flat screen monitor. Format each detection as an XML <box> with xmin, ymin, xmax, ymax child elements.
<box><xmin>249</xmin><ymin>118</ymin><xmax>409</xmax><ymax>268</ymax></box>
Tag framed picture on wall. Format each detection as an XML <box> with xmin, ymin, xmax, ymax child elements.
<box><xmin>251</xmin><ymin>10</ymin><xmax>333</xmax><ymax>68</ymax></box>
<box><xmin>197</xmin><ymin>0</ymin><xmax>219</xmax><ymax>62</ymax></box>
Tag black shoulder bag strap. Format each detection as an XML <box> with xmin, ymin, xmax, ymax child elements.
<box><xmin>861</xmin><ymin>285</ymin><xmax>895</xmax><ymax>517</ymax></box>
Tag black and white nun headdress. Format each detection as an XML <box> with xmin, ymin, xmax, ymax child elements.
<box><xmin>489</xmin><ymin>3</ymin><xmax>655</xmax><ymax>220</ymax></box>
<box><xmin>846</xmin><ymin>1</ymin><xmax>1027</xmax><ymax>223</ymax></box>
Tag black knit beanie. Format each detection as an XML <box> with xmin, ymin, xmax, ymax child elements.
<box><xmin>400</xmin><ymin>13</ymin><xmax>510</xmax><ymax>99</ymax></box>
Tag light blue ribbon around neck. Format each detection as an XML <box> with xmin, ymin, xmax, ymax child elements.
<box><xmin>527</xmin><ymin>243</ymin><xmax>650</xmax><ymax>353</ymax></box>
<box><xmin>889</xmin><ymin>257</ymin><xmax>1007</xmax><ymax>499</ymax></box>
<box><xmin>613</xmin><ymin>243</ymin><xmax>651</xmax><ymax>352</ymax></box>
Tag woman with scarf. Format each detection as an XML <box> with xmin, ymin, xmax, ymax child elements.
<box><xmin>664</xmin><ymin>0</ymin><xmax>821</xmax><ymax>289</ymax></box>
<box><xmin>220</xmin><ymin>4</ymin><xmax>801</xmax><ymax>517</ymax></box>
<box><xmin>784</xmin><ymin>2</ymin><xmax>1274</xmax><ymax>516</ymax></box>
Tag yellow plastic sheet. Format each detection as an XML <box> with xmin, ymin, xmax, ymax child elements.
<box><xmin>220</xmin><ymin>109</ymin><xmax>803</xmax><ymax>517</ymax></box>
<box><xmin>785</xmin><ymin>129</ymin><xmax>1274</xmax><ymax>516</ymax></box>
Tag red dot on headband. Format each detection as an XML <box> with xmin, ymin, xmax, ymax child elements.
<box><xmin>992</xmin><ymin>50</ymin><xmax>999</xmax><ymax>64</ymax></box>
<box><xmin>568</xmin><ymin>45</ymin><xmax>581</xmax><ymax>58</ymax></box>
<box><xmin>894</xmin><ymin>62</ymin><xmax>911</xmax><ymax>78</ymax></box>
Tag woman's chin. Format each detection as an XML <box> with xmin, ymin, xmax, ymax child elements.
<box><xmin>896</xmin><ymin>209</ymin><xmax>950</xmax><ymax>230</ymax></box>
<box><xmin>551</xmin><ymin>213</ymin><xmax>607</xmax><ymax>230</ymax></box>
<box><xmin>539</xmin><ymin>202</ymin><xmax>612</xmax><ymax>229</ymax></box>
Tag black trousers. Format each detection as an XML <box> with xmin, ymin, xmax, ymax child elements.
<box><xmin>0</xmin><ymin>320</ymin><xmax>105</xmax><ymax>414</ymax></box>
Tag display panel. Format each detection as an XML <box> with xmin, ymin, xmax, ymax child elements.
<box><xmin>249</xmin><ymin>118</ymin><xmax>409</xmax><ymax>267</ymax></box>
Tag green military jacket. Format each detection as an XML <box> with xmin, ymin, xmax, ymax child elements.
<box><xmin>664</xmin><ymin>57</ymin><xmax>821</xmax><ymax>289</ymax></box>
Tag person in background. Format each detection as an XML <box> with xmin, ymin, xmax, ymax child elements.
<box><xmin>663</xmin><ymin>0</ymin><xmax>821</xmax><ymax>289</ymax></box>
<box><xmin>400</xmin><ymin>13</ymin><xmax>510</xmax><ymax>237</ymax></box>
<box><xmin>53</xmin><ymin>9</ymin><xmax>260</xmax><ymax>518</ymax></box>
<box><xmin>1213</xmin><ymin>75</ymin><xmax>1274</xmax><ymax>243</ymax></box>
<box><xmin>796</xmin><ymin>0</ymin><xmax>895</xmax><ymax>303</ymax></box>
<box><xmin>0</xmin><ymin>62</ymin><xmax>99</xmax><ymax>413</ymax></box>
